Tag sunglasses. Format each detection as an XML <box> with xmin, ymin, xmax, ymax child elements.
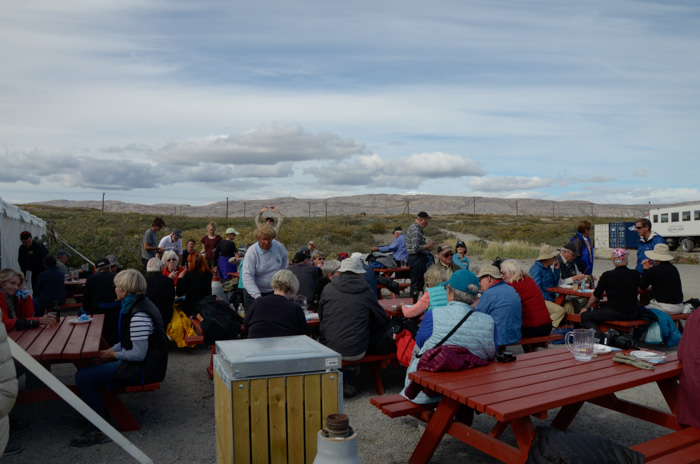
<box><xmin>635</xmin><ymin>226</ymin><xmax>645</xmax><ymax>230</ymax></box>
<box><xmin>442</xmin><ymin>252</ymin><xmax>453</xmax><ymax>257</ymax></box>
<box><xmin>166</xmin><ymin>258</ymin><xmax>177</xmax><ymax>262</ymax></box>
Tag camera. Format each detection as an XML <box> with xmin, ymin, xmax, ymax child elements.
<box><xmin>496</xmin><ymin>351</ymin><xmax>516</xmax><ymax>363</ymax></box>
<box><xmin>601</xmin><ymin>329</ymin><xmax>637</xmax><ymax>350</ymax></box>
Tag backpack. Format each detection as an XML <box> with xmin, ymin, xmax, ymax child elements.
<box><xmin>195</xmin><ymin>295</ymin><xmax>243</xmax><ymax>345</ymax></box>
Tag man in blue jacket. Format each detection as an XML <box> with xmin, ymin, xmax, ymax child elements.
<box><xmin>475</xmin><ymin>265</ymin><xmax>522</xmax><ymax>346</ymax></box>
<box><xmin>635</xmin><ymin>217</ymin><xmax>665</xmax><ymax>274</ymax></box>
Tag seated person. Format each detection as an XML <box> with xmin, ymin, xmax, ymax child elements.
<box><xmin>311</xmin><ymin>260</ymin><xmax>340</xmax><ymax>312</ymax></box>
<box><xmin>402</xmin><ymin>269</ymin><xmax>496</xmax><ymax>405</ymax></box>
<box><xmin>145</xmin><ymin>258</ymin><xmax>176</xmax><ymax>325</ymax></box>
<box><xmin>500</xmin><ymin>260</ymin><xmax>552</xmax><ymax>337</ymax></box>
<box><xmin>454</xmin><ymin>240</ymin><xmax>470</xmax><ymax>270</ymax></box>
<box><xmin>398</xmin><ymin>265</ymin><xmax>448</xmax><ymax>318</ymax></box>
<box><xmin>288</xmin><ymin>251</ymin><xmax>317</xmax><ymax>303</ymax></box>
<box><xmin>33</xmin><ymin>255</ymin><xmax>66</xmax><ymax>316</ymax></box>
<box><xmin>161</xmin><ymin>250</ymin><xmax>186</xmax><ymax>286</ymax></box>
<box><xmin>530</xmin><ymin>245</ymin><xmax>568</xmax><ymax>328</ymax></box>
<box><xmin>678</xmin><ymin>310</ymin><xmax>700</xmax><ymax>428</ymax></box>
<box><xmin>72</xmin><ymin>269</ymin><xmax>167</xmax><ymax>448</ymax></box>
<box><xmin>432</xmin><ymin>244</ymin><xmax>461</xmax><ymax>279</ymax></box>
<box><xmin>318</xmin><ymin>254</ymin><xmax>388</xmax><ymax>396</ymax></box>
<box><xmin>475</xmin><ymin>265</ymin><xmax>522</xmax><ymax>347</ymax></box>
<box><xmin>371</xmin><ymin>227</ymin><xmax>408</xmax><ymax>264</ymax></box>
<box><xmin>311</xmin><ymin>251</ymin><xmax>325</xmax><ymax>276</ymax></box>
<box><xmin>640</xmin><ymin>244</ymin><xmax>684</xmax><ymax>315</ymax></box>
<box><xmin>555</xmin><ymin>243</ymin><xmax>589</xmax><ymax>313</ymax></box>
<box><xmin>1</xmin><ymin>269</ymin><xmax>54</xmax><ymax>331</ymax></box>
<box><xmin>581</xmin><ymin>249</ymin><xmax>641</xmax><ymax>340</ymax></box>
<box><xmin>82</xmin><ymin>258</ymin><xmax>117</xmax><ymax>315</ymax></box>
<box><xmin>244</xmin><ymin>270</ymin><xmax>310</xmax><ymax>339</ymax></box>
<box><xmin>176</xmin><ymin>253</ymin><xmax>213</xmax><ymax>317</ymax></box>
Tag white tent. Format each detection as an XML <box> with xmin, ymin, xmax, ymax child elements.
<box><xmin>0</xmin><ymin>196</ymin><xmax>46</xmax><ymax>271</ymax></box>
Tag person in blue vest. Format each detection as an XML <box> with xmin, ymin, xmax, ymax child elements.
<box><xmin>475</xmin><ymin>265</ymin><xmax>522</xmax><ymax>347</ymax></box>
<box><xmin>570</xmin><ymin>220</ymin><xmax>594</xmax><ymax>275</ymax></box>
<box><xmin>635</xmin><ymin>217</ymin><xmax>666</xmax><ymax>274</ymax></box>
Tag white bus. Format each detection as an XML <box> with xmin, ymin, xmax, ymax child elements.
<box><xmin>649</xmin><ymin>203</ymin><xmax>700</xmax><ymax>252</ymax></box>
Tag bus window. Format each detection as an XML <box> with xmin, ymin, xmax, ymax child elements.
<box><xmin>671</xmin><ymin>212</ymin><xmax>679</xmax><ymax>222</ymax></box>
<box><xmin>653</xmin><ymin>214</ymin><xmax>658</xmax><ymax>223</ymax></box>
<box><xmin>683</xmin><ymin>211</ymin><xmax>691</xmax><ymax>221</ymax></box>
<box><xmin>695</xmin><ymin>210</ymin><xmax>700</xmax><ymax>220</ymax></box>
<box><xmin>661</xmin><ymin>213</ymin><xmax>669</xmax><ymax>223</ymax></box>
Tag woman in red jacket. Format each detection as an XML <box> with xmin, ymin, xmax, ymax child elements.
<box><xmin>500</xmin><ymin>260</ymin><xmax>553</xmax><ymax>337</ymax></box>
<box><xmin>0</xmin><ymin>269</ymin><xmax>54</xmax><ymax>332</ymax></box>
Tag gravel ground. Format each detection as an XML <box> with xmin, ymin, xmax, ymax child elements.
<box><xmin>5</xmin><ymin>254</ymin><xmax>698</xmax><ymax>464</ymax></box>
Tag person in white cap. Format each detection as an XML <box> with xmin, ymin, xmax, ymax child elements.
<box><xmin>640</xmin><ymin>243</ymin><xmax>684</xmax><ymax>315</ymax></box>
<box><xmin>158</xmin><ymin>228</ymin><xmax>183</xmax><ymax>261</ymax></box>
<box><xmin>213</xmin><ymin>227</ymin><xmax>240</xmax><ymax>280</ymax></box>
<box><xmin>318</xmin><ymin>252</ymin><xmax>388</xmax><ymax>397</ymax></box>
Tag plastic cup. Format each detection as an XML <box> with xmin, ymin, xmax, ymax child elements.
<box><xmin>593</xmin><ymin>338</ymin><xmax>600</xmax><ymax>357</ymax></box>
<box><xmin>71</xmin><ymin>270</ymin><xmax>79</xmax><ymax>282</ymax></box>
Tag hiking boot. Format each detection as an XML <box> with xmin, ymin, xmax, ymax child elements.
<box><xmin>343</xmin><ymin>384</ymin><xmax>358</xmax><ymax>398</ymax></box>
<box><xmin>70</xmin><ymin>429</ymin><xmax>112</xmax><ymax>448</ymax></box>
<box><xmin>9</xmin><ymin>416</ymin><xmax>30</xmax><ymax>434</ymax></box>
<box><xmin>3</xmin><ymin>441</ymin><xmax>23</xmax><ymax>457</ymax></box>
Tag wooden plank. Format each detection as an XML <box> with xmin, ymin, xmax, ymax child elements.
<box><xmin>42</xmin><ymin>318</ymin><xmax>76</xmax><ymax>360</ymax></box>
<box><xmin>61</xmin><ymin>319</ymin><xmax>90</xmax><ymax>359</ymax></box>
<box><xmin>304</xmin><ymin>374</ymin><xmax>321</xmax><ymax>464</ymax></box>
<box><xmin>268</xmin><ymin>377</ymin><xmax>288</xmax><ymax>464</ymax></box>
<box><xmin>287</xmin><ymin>376</ymin><xmax>305</xmax><ymax>464</ymax></box>
<box><xmin>9</xmin><ymin>324</ymin><xmax>43</xmax><ymax>350</ymax></box>
<box><xmin>81</xmin><ymin>314</ymin><xmax>105</xmax><ymax>357</ymax></box>
<box><xmin>28</xmin><ymin>320</ymin><xmax>64</xmax><ymax>360</ymax></box>
<box><xmin>250</xmin><ymin>378</ymin><xmax>269</xmax><ymax>464</ymax></box>
<box><xmin>632</xmin><ymin>427</ymin><xmax>700</xmax><ymax>460</ymax></box>
<box><xmin>320</xmin><ymin>372</ymin><xmax>339</xmax><ymax>422</ymax></box>
<box><xmin>215</xmin><ymin>372</ymin><xmax>234</xmax><ymax>464</ymax></box>
<box><xmin>232</xmin><ymin>380</ymin><xmax>251</xmax><ymax>464</ymax></box>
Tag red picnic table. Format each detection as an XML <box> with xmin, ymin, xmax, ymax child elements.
<box><xmin>10</xmin><ymin>314</ymin><xmax>154</xmax><ymax>431</ymax></box>
<box><xmin>403</xmin><ymin>346</ymin><xmax>681</xmax><ymax>464</ymax></box>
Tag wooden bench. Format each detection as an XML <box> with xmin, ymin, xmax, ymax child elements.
<box><xmin>101</xmin><ymin>382</ymin><xmax>161</xmax><ymax>431</ymax></box>
<box><xmin>631</xmin><ymin>427</ymin><xmax>700</xmax><ymax>463</ymax></box>
<box><xmin>370</xmin><ymin>394</ymin><xmax>435</xmax><ymax>421</ymax></box>
<box><xmin>343</xmin><ymin>352</ymin><xmax>400</xmax><ymax>395</ymax></box>
<box><xmin>508</xmin><ymin>333</ymin><xmax>563</xmax><ymax>353</ymax></box>
<box><xmin>377</xmin><ymin>282</ymin><xmax>411</xmax><ymax>299</ymax></box>
<box><xmin>566</xmin><ymin>313</ymin><xmax>689</xmax><ymax>333</ymax></box>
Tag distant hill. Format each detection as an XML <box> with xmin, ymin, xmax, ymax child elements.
<box><xmin>25</xmin><ymin>194</ymin><xmax>671</xmax><ymax>219</ymax></box>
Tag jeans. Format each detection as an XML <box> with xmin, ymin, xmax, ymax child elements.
<box><xmin>76</xmin><ymin>360</ymin><xmax>122</xmax><ymax>418</ymax></box>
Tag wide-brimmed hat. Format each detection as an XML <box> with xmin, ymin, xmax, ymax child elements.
<box><xmin>645</xmin><ymin>243</ymin><xmax>674</xmax><ymax>262</ymax></box>
<box><xmin>443</xmin><ymin>269</ymin><xmax>479</xmax><ymax>295</ymax></box>
<box><xmin>477</xmin><ymin>265</ymin><xmax>501</xmax><ymax>280</ymax></box>
<box><xmin>225</xmin><ymin>227</ymin><xmax>239</xmax><ymax>235</ymax></box>
<box><xmin>561</xmin><ymin>243</ymin><xmax>580</xmax><ymax>257</ymax></box>
<box><xmin>536</xmin><ymin>244</ymin><xmax>559</xmax><ymax>261</ymax></box>
<box><xmin>338</xmin><ymin>253</ymin><xmax>365</xmax><ymax>274</ymax></box>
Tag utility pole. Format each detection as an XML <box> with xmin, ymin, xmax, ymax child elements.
<box><xmin>473</xmin><ymin>197</ymin><xmax>476</xmax><ymax>215</ymax></box>
<box><xmin>243</xmin><ymin>202</ymin><xmax>246</xmax><ymax>217</ymax></box>
<box><xmin>101</xmin><ymin>193</ymin><xmax>105</xmax><ymax>212</ymax></box>
<box><xmin>308</xmin><ymin>202</ymin><xmax>311</xmax><ymax>218</ymax></box>
<box><xmin>325</xmin><ymin>202</ymin><xmax>328</xmax><ymax>219</ymax></box>
<box><xmin>515</xmin><ymin>200</ymin><xmax>518</xmax><ymax>216</ymax></box>
<box><xmin>225</xmin><ymin>197</ymin><xmax>229</xmax><ymax>219</ymax></box>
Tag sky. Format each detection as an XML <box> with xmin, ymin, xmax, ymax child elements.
<box><xmin>2</xmin><ymin>0</ymin><xmax>700</xmax><ymax>207</ymax></box>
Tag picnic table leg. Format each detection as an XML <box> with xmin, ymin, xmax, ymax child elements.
<box><xmin>100</xmin><ymin>390</ymin><xmax>141</xmax><ymax>431</ymax></box>
<box><xmin>510</xmin><ymin>417</ymin><xmax>536</xmax><ymax>464</ymax></box>
<box><xmin>408</xmin><ymin>396</ymin><xmax>460</xmax><ymax>464</ymax></box>
<box><xmin>658</xmin><ymin>377</ymin><xmax>679</xmax><ymax>415</ymax></box>
<box><xmin>551</xmin><ymin>401</ymin><xmax>584</xmax><ymax>430</ymax></box>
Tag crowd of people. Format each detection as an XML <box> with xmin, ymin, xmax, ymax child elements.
<box><xmin>0</xmin><ymin>208</ymin><xmax>696</xmax><ymax>454</ymax></box>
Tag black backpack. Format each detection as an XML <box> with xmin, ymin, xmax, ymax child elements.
<box><xmin>195</xmin><ymin>295</ymin><xmax>243</xmax><ymax>345</ymax></box>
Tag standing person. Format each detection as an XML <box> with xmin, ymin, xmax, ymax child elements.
<box><xmin>405</xmin><ymin>212</ymin><xmax>436</xmax><ymax>302</ymax></box>
<box><xmin>213</xmin><ymin>227</ymin><xmax>240</xmax><ymax>281</ymax></box>
<box><xmin>307</xmin><ymin>241</ymin><xmax>317</xmax><ymax>254</ymax></box>
<box><xmin>18</xmin><ymin>231</ymin><xmax>48</xmax><ymax>291</ymax></box>
<box><xmin>182</xmin><ymin>239</ymin><xmax>196</xmax><ymax>264</ymax></box>
<box><xmin>175</xmin><ymin>253</ymin><xmax>212</xmax><ymax>317</ymax></box>
<box><xmin>570</xmin><ymin>220</ymin><xmax>594</xmax><ymax>275</ymax></box>
<box><xmin>241</xmin><ymin>225</ymin><xmax>288</xmax><ymax>310</ymax></box>
<box><xmin>371</xmin><ymin>227</ymin><xmax>408</xmax><ymax>264</ymax></box>
<box><xmin>635</xmin><ymin>217</ymin><xmax>665</xmax><ymax>274</ymax></box>
<box><xmin>71</xmin><ymin>269</ymin><xmax>167</xmax><ymax>448</ymax></box>
<box><xmin>475</xmin><ymin>265</ymin><xmax>522</xmax><ymax>347</ymax></box>
<box><xmin>141</xmin><ymin>217</ymin><xmax>165</xmax><ymax>269</ymax></box>
<box><xmin>200</xmin><ymin>222</ymin><xmax>222</xmax><ymax>269</ymax></box>
<box><xmin>454</xmin><ymin>241</ymin><xmax>470</xmax><ymax>270</ymax></box>
<box><xmin>640</xmin><ymin>244</ymin><xmax>684</xmax><ymax>315</ymax></box>
<box><xmin>255</xmin><ymin>206</ymin><xmax>284</xmax><ymax>236</ymax></box>
<box><xmin>158</xmin><ymin>229</ymin><xmax>183</xmax><ymax>262</ymax></box>
<box><xmin>678</xmin><ymin>310</ymin><xmax>700</xmax><ymax>428</ymax></box>
<box><xmin>244</xmin><ymin>270</ymin><xmax>309</xmax><ymax>339</ymax></box>
<box><xmin>581</xmin><ymin>249</ymin><xmax>641</xmax><ymax>340</ymax></box>
<box><xmin>55</xmin><ymin>250</ymin><xmax>70</xmax><ymax>275</ymax></box>
<box><xmin>32</xmin><ymin>255</ymin><xmax>66</xmax><ymax>316</ymax></box>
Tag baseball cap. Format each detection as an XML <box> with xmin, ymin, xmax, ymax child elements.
<box><xmin>416</xmin><ymin>211</ymin><xmax>432</xmax><ymax>219</ymax></box>
<box><xmin>173</xmin><ymin>228</ymin><xmax>182</xmax><ymax>238</ymax></box>
<box><xmin>56</xmin><ymin>250</ymin><xmax>71</xmax><ymax>258</ymax></box>
<box><xmin>443</xmin><ymin>269</ymin><xmax>480</xmax><ymax>295</ymax></box>
<box><xmin>562</xmin><ymin>243</ymin><xmax>580</xmax><ymax>257</ymax></box>
<box><xmin>95</xmin><ymin>258</ymin><xmax>110</xmax><ymax>269</ymax></box>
